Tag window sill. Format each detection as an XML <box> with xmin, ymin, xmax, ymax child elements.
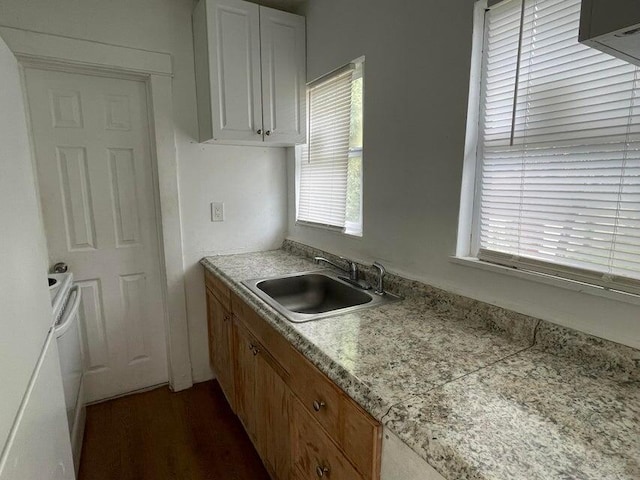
<box><xmin>294</xmin><ymin>220</ymin><xmax>363</xmax><ymax>238</ymax></box>
<box><xmin>449</xmin><ymin>256</ymin><xmax>640</xmax><ymax>307</ymax></box>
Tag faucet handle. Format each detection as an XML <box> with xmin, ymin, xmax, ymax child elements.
<box><xmin>372</xmin><ymin>262</ymin><xmax>386</xmax><ymax>295</ymax></box>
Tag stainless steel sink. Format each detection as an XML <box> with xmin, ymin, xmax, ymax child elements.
<box><xmin>242</xmin><ymin>270</ymin><xmax>400</xmax><ymax>323</ymax></box>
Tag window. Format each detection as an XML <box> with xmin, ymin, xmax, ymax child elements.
<box><xmin>468</xmin><ymin>0</ymin><xmax>640</xmax><ymax>294</ymax></box>
<box><xmin>296</xmin><ymin>59</ymin><xmax>364</xmax><ymax>236</ymax></box>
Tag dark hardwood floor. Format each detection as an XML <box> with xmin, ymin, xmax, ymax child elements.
<box><xmin>79</xmin><ymin>380</ymin><xmax>270</xmax><ymax>480</ymax></box>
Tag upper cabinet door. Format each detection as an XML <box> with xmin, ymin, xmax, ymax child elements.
<box><xmin>194</xmin><ymin>0</ymin><xmax>263</xmax><ymax>143</ymax></box>
<box><xmin>259</xmin><ymin>7</ymin><xmax>306</xmax><ymax>145</ymax></box>
<box><xmin>193</xmin><ymin>0</ymin><xmax>306</xmax><ymax>145</ymax></box>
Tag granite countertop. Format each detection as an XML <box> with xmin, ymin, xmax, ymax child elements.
<box><xmin>201</xmin><ymin>243</ymin><xmax>640</xmax><ymax>480</ymax></box>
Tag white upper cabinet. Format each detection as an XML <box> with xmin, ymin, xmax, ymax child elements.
<box><xmin>193</xmin><ymin>0</ymin><xmax>306</xmax><ymax>145</ymax></box>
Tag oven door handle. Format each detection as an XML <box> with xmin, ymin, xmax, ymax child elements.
<box><xmin>55</xmin><ymin>285</ymin><xmax>82</xmax><ymax>336</ymax></box>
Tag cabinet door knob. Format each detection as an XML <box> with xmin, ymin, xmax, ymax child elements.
<box><xmin>316</xmin><ymin>465</ymin><xmax>329</xmax><ymax>477</ymax></box>
<box><xmin>223</xmin><ymin>314</ymin><xmax>231</xmax><ymax>322</ymax></box>
<box><xmin>313</xmin><ymin>400</ymin><xmax>326</xmax><ymax>412</ymax></box>
<box><xmin>265</xmin><ymin>130</ymin><xmax>271</xmax><ymax>136</ymax></box>
<box><xmin>252</xmin><ymin>347</ymin><xmax>260</xmax><ymax>356</ymax></box>
<box><xmin>257</xmin><ymin>129</ymin><xmax>263</xmax><ymax>135</ymax></box>
<box><xmin>248</xmin><ymin>343</ymin><xmax>255</xmax><ymax>351</ymax></box>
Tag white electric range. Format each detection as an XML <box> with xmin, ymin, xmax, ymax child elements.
<box><xmin>49</xmin><ymin>273</ymin><xmax>86</xmax><ymax>476</ymax></box>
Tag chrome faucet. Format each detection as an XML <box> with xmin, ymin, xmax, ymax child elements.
<box><xmin>372</xmin><ymin>262</ymin><xmax>386</xmax><ymax>295</ymax></box>
<box><xmin>314</xmin><ymin>256</ymin><xmax>358</xmax><ymax>281</ymax></box>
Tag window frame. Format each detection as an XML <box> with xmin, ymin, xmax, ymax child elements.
<box><xmin>456</xmin><ymin>0</ymin><xmax>640</xmax><ymax>303</ymax></box>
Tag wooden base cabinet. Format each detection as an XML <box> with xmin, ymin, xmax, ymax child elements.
<box><xmin>205</xmin><ymin>281</ymin><xmax>235</xmax><ymax>410</ymax></box>
<box><xmin>205</xmin><ymin>270</ymin><xmax>382</xmax><ymax>480</ymax></box>
<box><xmin>254</xmin><ymin>339</ymin><xmax>292</xmax><ymax>479</ymax></box>
<box><xmin>232</xmin><ymin>320</ymin><xmax>292</xmax><ymax>479</ymax></box>
<box><xmin>232</xmin><ymin>320</ymin><xmax>258</xmax><ymax>439</ymax></box>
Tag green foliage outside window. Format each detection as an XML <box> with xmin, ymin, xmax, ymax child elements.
<box><xmin>346</xmin><ymin>77</ymin><xmax>363</xmax><ymax>226</ymax></box>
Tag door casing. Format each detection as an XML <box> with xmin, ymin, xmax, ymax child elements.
<box><xmin>0</xmin><ymin>26</ymin><xmax>193</xmax><ymax>394</ymax></box>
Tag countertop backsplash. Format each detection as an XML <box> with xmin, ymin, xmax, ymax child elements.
<box><xmin>283</xmin><ymin>238</ymin><xmax>640</xmax><ymax>370</ymax></box>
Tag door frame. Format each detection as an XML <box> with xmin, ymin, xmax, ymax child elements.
<box><xmin>0</xmin><ymin>26</ymin><xmax>194</xmax><ymax>392</ymax></box>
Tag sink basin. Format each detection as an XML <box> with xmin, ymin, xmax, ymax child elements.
<box><xmin>257</xmin><ymin>273</ymin><xmax>372</xmax><ymax>314</ymax></box>
<box><xmin>243</xmin><ymin>270</ymin><xmax>400</xmax><ymax>323</ymax></box>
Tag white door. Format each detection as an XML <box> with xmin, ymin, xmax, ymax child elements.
<box><xmin>260</xmin><ymin>6</ymin><xmax>306</xmax><ymax>145</ymax></box>
<box><xmin>24</xmin><ymin>68</ymin><xmax>169</xmax><ymax>402</ymax></box>
<box><xmin>206</xmin><ymin>0</ymin><xmax>263</xmax><ymax>142</ymax></box>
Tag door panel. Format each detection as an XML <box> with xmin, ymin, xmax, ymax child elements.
<box><xmin>25</xmin><ymin>68</ymin><xmax>168</xmax><ymax>402</ymax></box>
<box><xmin>108</xmin><ymin>148</ymin><xmax>141</xmax><ymax>246</ymax></box>
<box><xmin>76</xmin><ymin>279</ymin><xmax>109</xmax><ymax>372</ymax></box>
<box><xmin>260</xmin><ymin>6</ymin><xmax>306</xmax><ymax>144</ymax></box>
<box><xmin>57</xmin><ymin>146</ymin><xmax>96</xmax><ymax>250</ymax></box>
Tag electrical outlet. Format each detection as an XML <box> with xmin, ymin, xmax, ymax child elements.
<box><xmin>211</xmin><ymin>202</ymin><xmax>224</xmax><ymax>222</ymax></box>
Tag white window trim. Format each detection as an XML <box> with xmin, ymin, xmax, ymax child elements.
<box><xmin>457</xmin><ymin>0</ymin><xmax>487</xmax><ymax>258</ymax></box>
<box><xmin>455</xmin><ymin>0</ymin><xmax>640</xmax><ymax>305</ymax></box>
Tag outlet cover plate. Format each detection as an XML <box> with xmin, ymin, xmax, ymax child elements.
<box><xmin>211</xmin><ymin>202</ymin><xmax>224</xmax><ymax>222</ymax></box>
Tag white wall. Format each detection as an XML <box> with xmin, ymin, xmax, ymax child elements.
<box><xmin>0</xmin><ymin>36</ymin><xmax>53</xmax><ymax>454</ymax></box>
<box><xmin>0</xmin><ymin>0</ymin><xmax>288</xmax><ymax>382</ymax></box>
<box><xmin>287</xmin><ymin>0</ymin><xmax>640</xmax><ymax>349</ymax></box>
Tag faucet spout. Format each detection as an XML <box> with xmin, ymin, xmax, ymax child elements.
<box><xmin>314</xmin><ymin>256</ymin><xmax>359</xmax><ymax>282</ymax></box>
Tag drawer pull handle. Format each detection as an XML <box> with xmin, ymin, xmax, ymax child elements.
<box><xmin>313</xmin><ymin>400</ymin><xmax>326</xmax><ymax>412</ymax></box>
<box><xmin>316</xmin><ymin>466</ymin><xmax>329</xmax><ymax>477</ymax></box>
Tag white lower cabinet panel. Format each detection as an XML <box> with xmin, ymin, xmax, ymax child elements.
<box><xmin>381</xmin><ymin>428</ymin><xmax>446</xmax><ymax>480</ymax></box>
<box><xmin>0</xmin><ymin>334</ymin><xmax>75</xmax><ymax>480</ymax></box>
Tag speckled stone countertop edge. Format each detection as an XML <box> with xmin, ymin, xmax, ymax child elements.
<box><xmin>200</xmin><ymin>256</ymin><xmax>398</xmax><ymax>419</ymax></box>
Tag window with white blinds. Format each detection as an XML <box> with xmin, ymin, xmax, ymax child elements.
<box><xmin>297</xmin><ymin>61</ymin><xmax>363</xmax><ymax>233</ymax></box>
<box><xmin>475</xmin><ymin>0</ymin><xmax>640</xmax><ymax>294</ymax></box>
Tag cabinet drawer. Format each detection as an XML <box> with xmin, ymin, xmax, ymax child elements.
<box><xmin>292</xmin><ymin>399</ymin><xmax>364</xmax><ymax>480</ymax></box>
<box><xmin>205</xmin><ymin>268</ymin><xmax>231</xmax><ymax>309</ymax></box>
<box><xmin>289</xmin><ymin>355</ymin><xmax>380</xmax><ymax>479</ymax></box>
<box><xmin>288</xmin><ymin>356</ymin><xmax>342</xmax><ymax>440</ymax></box>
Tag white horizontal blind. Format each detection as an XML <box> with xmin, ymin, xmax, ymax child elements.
<box><xmin>297</xmin><ymin>69</ymin><xmax>354</xmax><ymax>228</ymax></box>
<box><xmin>477</xmin><ymin>0</ymin><xmax>640</xmax><ymax>293</ymax></box>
